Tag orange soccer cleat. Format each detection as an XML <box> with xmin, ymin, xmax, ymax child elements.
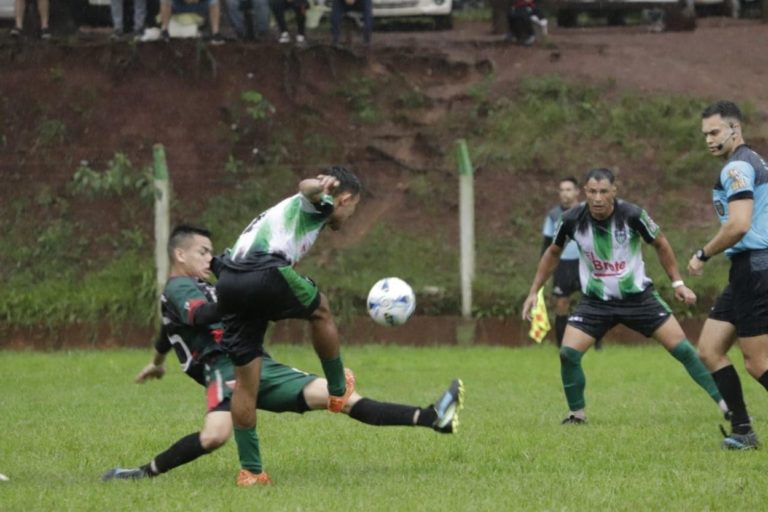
<box><xmin>236</xmin><ymin>469</ymin><xmax>273</xmax><ymax>487</ymax></box>
<box><xmin>327</xmin><ymin>368</ymin><xmax>356</xmax><ymax>413</ymax></box>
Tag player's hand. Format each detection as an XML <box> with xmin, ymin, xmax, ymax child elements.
<box><xmin>687</xmin><ymin>255</ymin><xmax>704</xmax><ymax>276</ymax></box>
<box><xmin>674</xmin><ymin>285</ymin><xmax>697</xmax><ymax>305</ymax></box>
<box><xmin>521</xmin><ymin>292</ymin><xmax>538</xmax><ymax>321</ymax></box>
<box><xmin>135</xmin><ymin>363</ymin><xmax>165</xmax><ymax>383</ymax></box>
<box><xmin>316</xmin><ymin>174</ymin><xmax>340</xmax><ymax>195</ymax></box>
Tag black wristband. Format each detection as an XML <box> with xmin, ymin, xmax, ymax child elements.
<box><xmin>695</xmin><ymin>248</ymin><xmax>710</xmax><ymax>262</ymax></box>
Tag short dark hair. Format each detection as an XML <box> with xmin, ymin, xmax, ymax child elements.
<box><xmin>560</xmin><ymin>176</ymin><xmax>578</xmax><ymax>187</ymax></box>
<box><xmin>583</xmin><ymin>168</ymin><xmax>615</xmax><ymax>184</ymax></box>
<box><xmin>323</xmin><ymin>165</ymin><xmax>362</xmax><ymax>196</ymax></box>
<box><xmin>168</xmin><ymin>224</ymin><xmax>212</xmax><ymax>262</ymax></box>
<box><xmin>702</xmin><ymin>101</ymin><xmax>743</xmax><ymax>122</ymax></box>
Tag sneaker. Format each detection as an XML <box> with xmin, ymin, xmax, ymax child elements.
<box><xmin>295</xmin><ymin>34</ymin><xmax>306</xmax><ymax>47</ymax></box>
<box><xmin>561</xmin><ymin>414</ymin><xmax>587</xmax><ymax>425</ymax></box>
<box><xmin>210</xmin><ymin>32</ymin><xmax>225</xmax><ymax>45</ymax></box>
<box><xmin>161</xmin><ymin>29</ymin><xmax>170</xmax><ymax>43</ymax></box>
<box><xmin>132</xmin><ymin>29</ymin><xmax>145</xmax><ymax>42</ymax></box>
<box><xmin>100</xmin><ymin>467</ymin><xmax>149</xmax><ymax>481</ymax></box>
<box><xmin>327</xmin><ymin>368</ymin><xmax>356</xmax><ymax>413</ymax></box>
<box><xmin>110</xmin><ymin>30</ymin><xmax>123</xmax><ymax>41</ymax></box>
<box><xmin>40</xmin><ymin>28</ymin><xmax>51</xmax><ymax>40</ymax></box>
<box><xmin>522</xmin><ymin>35</ymin><xmax>535</xmax><ymax>46</ymax></box>
<box><xmin>236</xmin><ymin>469</ymin><xmax>273</xmax><ymax>487</ymax></box>
<box><xmin>10</xmin><ymin>27</ymin><xmax>21</xmax><ymax>37</ymax></box>
<box><xmin>432</xmin><ymin>378</ymin><xmax>464</xmax><ymax>434</ymax></box>
<box><xmin>540</xmin><ymin>18</ymin><xmax>549</xmax><ymax>36</ymax></box>
<box><xmin>278</xmin><ymin>31</ymin><xmax>290</xmax><ymax>44</ymax></box>
<box><xmin>720</xmin><ymin>425</ymin><xmax>759</xmax><ymax>450</ymax></box>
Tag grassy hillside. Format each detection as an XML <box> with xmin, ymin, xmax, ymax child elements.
<box><xmin>0</xmin><ymin>68</ymin><xmax>757</xmax><ymax>332</ymax></box>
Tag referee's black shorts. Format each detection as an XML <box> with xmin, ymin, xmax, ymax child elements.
<box><xmin>709</xmin><ymin>249</ymin><xmax>768</xmax><ymax>337</ymax></box>
<box><xmin>552</xmin><ymin>259</ymin><xmax>580</xmax><ymax>298</ymax></box>
<box><xmin>567</xmin><ymin>286</ymin><xmax>672</xmax><ymax>341</ymax></box>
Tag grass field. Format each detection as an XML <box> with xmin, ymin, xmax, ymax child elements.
<box><xmin>2</xmin><ymin>344</ymin><xmax>768</xmax><ymax>511</ymax></box>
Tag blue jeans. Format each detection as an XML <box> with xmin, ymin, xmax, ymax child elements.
<box><xmin>224</xmin><ymin>0</ymin><xmax>271</xmax><ymax>38</ymax></box>
<box><xmin>111</xmin><ymin>0</ymin><xmax>148</xmax><ymax>32</ymax></box>
<box><xmin>330</xmin><ymin>0</ymin><xmax>372</xmax><ymax>44</ymax></box>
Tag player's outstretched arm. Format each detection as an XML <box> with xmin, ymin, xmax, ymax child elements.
<box><xmin>522</xmin><ymin>245</ymin><xmax>562</xmax><ymax>320</ymax></box>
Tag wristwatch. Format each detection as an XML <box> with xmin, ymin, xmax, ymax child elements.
<box><xmin>695</xmin><ymin>248</ymin><xmax>710</xmax><ymax>262</ymax></box>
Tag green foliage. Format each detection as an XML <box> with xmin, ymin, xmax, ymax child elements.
<box><xmin>241</xmin><ymin>90</ymin><xmax>276</xmax><ymax>121</ymax></box>
<box><xmin>71</xmin><ymin>153</ymin><xmax>153</xmax><ymax>200</ymax></box>
<box><xmin>3</xmin><ymin>347</ymin><xmax>768</xmax><ymax>511</ymax></box>
<box><xmin>338</xmin><ymin>76</ymin><xmax>380</xmax><ymax>124</ymax></box>
<box><xmin>34</xmin><ymin>117</ymin><xmax>66</xmax><ymax>147</ymax></box>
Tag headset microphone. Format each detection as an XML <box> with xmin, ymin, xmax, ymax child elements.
<box><xmin>716</xmin><ymin>128</ymin><xmax>735</xmax><ymax>151</ymax></box>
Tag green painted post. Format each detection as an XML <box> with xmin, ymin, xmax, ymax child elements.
<box><xmin>153</xmin><ymin>144</ymin><xmax>170</xmax><ymax>320</ymax></box>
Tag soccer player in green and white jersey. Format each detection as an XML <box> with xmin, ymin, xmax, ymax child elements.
<box><xmin>101</xmin><ymin>224</ymin><xmax>463</xmax><ymax>482</ymax></box>
<box><xmin>523</xmin><ymin>167</ymin><xmax>728</xmax><ymax>424</ymax></box>
<box><xmin>216</xmin><ymin>167</ymin><xmax>367</xmax><ymax>486</ymax></box>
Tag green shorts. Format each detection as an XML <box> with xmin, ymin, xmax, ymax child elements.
<box><xmin>204</xmin><ymin>355</ymin><xmax>318</xmax><ymax>413</ymax></box>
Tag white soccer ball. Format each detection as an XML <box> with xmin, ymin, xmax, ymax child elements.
<box><xmin>367</xmin><ymin>277</ymin><xmax>416</xmax><ymax>327</ymax></box>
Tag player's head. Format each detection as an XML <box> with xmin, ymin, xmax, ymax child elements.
<box><xmin>583</xmin><ymin>168</ymin><xmax>616</xmax><ymax>220</ymax></box>
<box><xmin>324</xmin><ymin>165</ymin><xmax>362</xmax><ymax>231</ymax></box>
<box><xmin>168</xmin><ymin>224</ymin><xmax>213</xmax><ymax>279</ymax></box>
<box><xmin>558</xmin><ymin>176</ymin><xmax>579</xmax><ymax>208</ymax></box>
<box><xmin>701</xmin><ymin>100</ymin><xmax>744</xmax><ymax>157</ymax></box>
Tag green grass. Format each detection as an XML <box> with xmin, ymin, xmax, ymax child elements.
<box><xmin>2</xmin><ymin>345</ymin><xmax>768</xmax><ymax>511</ymax></box>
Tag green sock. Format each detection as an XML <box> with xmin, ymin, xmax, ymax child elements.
<box><xmin>321</xmin><ymin>356</ymin><xmax>346</xmax><ymax>396</ymax></box>
<box><xmin>234</xmin><ymin>427</ymin><xmax>262</xmax><ymax>473</ymax></box>
<box><xmin>670</xmin><ymin>340</ymin><xmax>723</xmax><ymax>403</ymax></box>
<box><xmin>560</xmin><ymin>346</ymin><xmax>586</xmax><ymax>411</ymax></box>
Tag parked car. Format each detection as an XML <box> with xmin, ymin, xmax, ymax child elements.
<box><xmin>553</xmin><ymin>0</ymin><xmax>740</xmax><ymax>27</ymax></box>
<box><xmin>313</xmin><ymin>0</ymin><xmax>454</xmax><ymax>30</ymax></box>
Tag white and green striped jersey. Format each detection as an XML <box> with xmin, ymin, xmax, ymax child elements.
<box><xmin>225</xmin><ymin>193</ymin><xmax>334</xmax><ymax>270</ymax></box>
<box><xmin>553</xmin><ymin>200</ymin><xmax>660</xmax><ymax>300</ymax></box>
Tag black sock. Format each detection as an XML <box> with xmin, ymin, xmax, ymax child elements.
<box><xmin>145</xmin><ymin>432</ymin><xmax>209</xmax><ymax>476</ymax></box>
<box><xmin>712</xmin><ymin>366</ymin><xmax>751</xmax><ymax>433</ymax></box>
<box><xmin>555</xmin><ymin>315</ymin><xmax>568</xmax><ymax>347</ymax></box>
<box><xmin>349</xmin><ymin>398</ymin><xmax>424</xmax><ymax>427</ymax></box>
<box><xmin>758</xmin><ymin>370</ymin><xmax>768</xmax><ymax>392</ymax></box>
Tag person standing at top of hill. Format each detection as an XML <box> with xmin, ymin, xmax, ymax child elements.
<box><xmin>330</xmin><ymin>0</ymin><xmax>373</xmax><ymax>47</ymax></box>
<box><xmin>688</xmin><ymin>100</ymin><xmax>768</xmax><ymax>450</ymax></box>
<box><xmin>540</xmin><ymin>176</ymin><xmax>588</xmax><ymax>348</ymax></box>
<box><xmin>10</xmin><ymin>0</ymin><xmax>50</xmax><ymax>39</ymax></box>
<box><xmin>270</xmin><ymin>0</ymin><xmax>309</xmax><ymax>46</ymax></box>
<box><xmin>215</xmin><ymin>167</ymin><xmax>369</xmax><ymax>487</ymax></box>
<box><xmin>523</xmin><ymin>167</ymin><xmax>729</xmax><ymax>424</ymax></box>
<box><xmin>506</xmin><ymin>0</ymin><xmax>536</xmax><ymax>46</ymax></box>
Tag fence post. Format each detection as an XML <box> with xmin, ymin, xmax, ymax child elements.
<box><xmin>153</xmin><ymin>144</ymin><xmax>171</xmax><ymax>321</ymax></box>
<box><xmin>456</xmin><ymin>139</ymin><xmax>475</xmax><ymax>319</ymax></box>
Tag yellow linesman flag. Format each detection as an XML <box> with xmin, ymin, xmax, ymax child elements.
<box><xmin>528</xmin><ymin>288</ymin><xmax>551</xmax><ymax>344</ymax></box>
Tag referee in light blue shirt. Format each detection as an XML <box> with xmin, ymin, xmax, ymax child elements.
<box><xmin>541</xmin><ymin>177</ymin><xmax>585</xmax><ymax>347</ymax></box>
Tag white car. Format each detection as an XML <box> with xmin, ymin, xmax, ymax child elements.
<box><xmin>0</xmin><ymin>0</ymin><xmax>14</xmax><ymax>19</ymax></box>
<box><xmin>373</xmin><ymin>0</ymin><xmax>453</xmax><ymax>29</ymax></box>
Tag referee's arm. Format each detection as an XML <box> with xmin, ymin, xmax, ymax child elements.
<box><xmin>702</xmin><ymin>198</ymin><xmax>752</xmax><ymax>258</ymax></box>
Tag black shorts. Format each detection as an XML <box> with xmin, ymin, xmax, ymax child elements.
<box><xmin>708</xmin><ymin>250</ymin><xmax>768</xmax><ymax>337</ymax></box>
<box><xmin>567</xmin><ymin>286</ymin><xmax>671</xmax><ymax>340</ymax></box>
<box><xmin>216</xmin><ymin>266</ymin><xmax>321</xmax><ymax>366</ymax></box>
<box><xmin>552</xmin><ymin>259</ymin><xmax>580</xmax><ymax>298</ymax></box>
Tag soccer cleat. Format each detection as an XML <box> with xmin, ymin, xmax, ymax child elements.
<box><xmin>327</xmin><ymin>368</ymin><xmax>356</xmax><ymax>413</ymax></box>
<box><xmin>278</xmin><ymin>31</ymin><xmax>290</xmax><ymax>44</ymax></box>
<box><xmin>100</xmin><ymin>467</ymin><xmax>149</xmax><ymax>481</ymax></box>
<box><xmin>236</xmin><ymin>469</ymin><xmax>273</xmax><ymax>487</ymax></box>
<box><xmin>561</xmin><ymin>414</ymin><xmax>587</xmax><ymax>425</ymax></box>
<box><xmin>720</xmin><ymin>425</ymin><xmax>759</xmax><ymax>450</ymax></box>
<box><xmin>210</xmin><ymin>33</ymin><xmax>225</xmax><ymax>46</ymax></box>
<box><xmin>432</xmin><ymin>378</ymin><xmax>464</xmax><ymax>434</ymax></box>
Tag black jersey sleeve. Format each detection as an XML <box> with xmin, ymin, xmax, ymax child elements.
<box><xmin>624</xmin><ymin>202</ymin><xmax>660</xmax><ymax>244</ymax></box>
<box><xmin>553</xmin><ymin>207</ymin><xmax>580</xmax><ymax>248</ymax></box>
<box><xmin>154</xmin><ymin>324</ymin><xmax>172</xmax><ymax>355</ymax></box>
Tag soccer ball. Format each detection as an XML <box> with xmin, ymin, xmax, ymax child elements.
<box><xmin>367</xmin><ymin>277</ymin><xmax>416</xmax><ymax>327</ymax></box>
